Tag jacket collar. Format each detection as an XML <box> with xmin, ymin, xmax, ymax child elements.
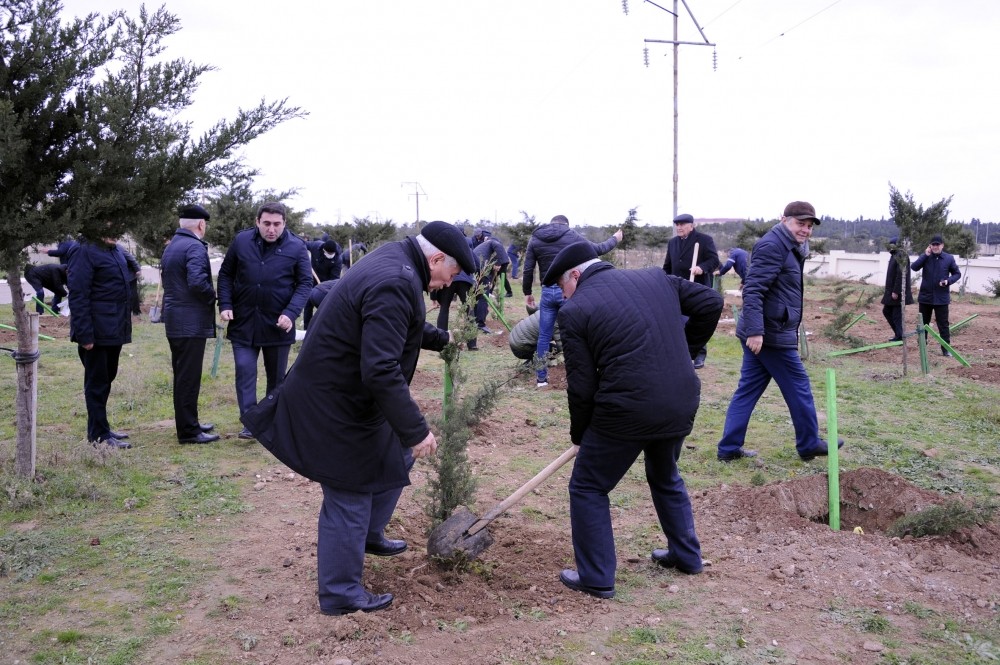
<box><xmin>403</xmin><ymin>237</ymin><xmax>431</xmax><ymax>291</ymax></box>
<box><xmin>576</xmin><ymin>261</ymin><xmax>614</xmax><ymax>288</ymax></box>
<box><xmin>174</xmin><ymin>227</ymin><xmax>207</xmax><ymax>246</ymax></box>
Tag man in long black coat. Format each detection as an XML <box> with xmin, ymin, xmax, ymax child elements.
<box><xmin>881</xmin><ymin>237</ymin><xmax>913</xmax><ymax>342</ymax></box>
<box><xmin>542</xmin><ymin>242</ymin><xmax>723</xmax><ymax>599</ymax></box>
<box><xmin>162</xmin><ymin>204</ymin><xmax>220</xmax><ymax>444</ymax></box>
<box><xmin>67</xmin><ymin>236</ymin><xmax>134</xmax><ymax>449</ymax></box>
<box><xmin>662</xmin><ymin>213</ymin><xmax>720</xmax><ymax>369</ymax></box>
<box><xmin>242</xmin><ymin>221</ymin><xmax>476</xmax><ymax>617</ymax></box>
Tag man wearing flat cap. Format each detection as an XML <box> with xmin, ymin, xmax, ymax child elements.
<box><xmin>717</xmin><ymin>201</ymin><xmax>843</xmax><ymax>463</ymax></box>
<box><xmin>911</xmin><ymin>234</ymin><xmax>961</xmax><ymax>356</ymax></box>
<box><xmin>161</xmin><ymin>204</ymin><xmax>220</xmax><ymax>444</ymax></box>
<box><xmin>542</xmin><ymin>241</ymin><xmax>723</xmax><ymax>599</ymax></box>
<box><xmin>881</xmin><ymin>237</ymin><xmax>913</xmax><ymax>342</ymax></box>
<box><xmin>663</xmin><ymin>213</ymin><xmax>720</xmax><ymax>368</ymax></box>
<box><xmin>242</xmin><ymin>221</ymin><xmax>475</xmax><ymax>617</ymax></box>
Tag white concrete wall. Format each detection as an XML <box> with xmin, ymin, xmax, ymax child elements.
<box><xmin>805</xmin><ymin>250</ymin><xmax>1000</xmax><ymax>296</ymax></box>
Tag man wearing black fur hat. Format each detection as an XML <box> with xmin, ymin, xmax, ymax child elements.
<box><xmin>242</xmin><ymin>221</ymin><xmax>476</xmax><ymax>617</ymax></box>
<box><xmin>543</xmin><ymin>241</ymin><xmax>723</xmax><ymax>599</ymax></box>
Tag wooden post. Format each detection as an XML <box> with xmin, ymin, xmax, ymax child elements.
<box><xmin>15</xmin><ymin>313</ymin><xmax>39</xmax><ymax>478</ymax></box>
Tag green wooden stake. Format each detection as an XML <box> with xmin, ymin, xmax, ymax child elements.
<box><xmin>826</xmin><ymin>368</ymin><xmax>840</xmax><ymax>531</ymax></box>
<box><xmin>827</xmin><ymin>340</ymin><xmax>903</xmax><ymax>357</ymax></box>
<box><xmin>948</xmin><ymin>313</ymin><xmax>978</xmax><ymax>334</ymax></box>
<box><xmin>31</xmin><ymin>297</ymin><xmax>60</xmax><ymax>317</ymax></box>
<box><xmin>841</xmin><ymin>312</ymin><xmax>867</xmax><ymax>332</ymax></box>
<box><xmin>210</xmin><ymin>324</ymin><xmax>224</xmax><ymax>378</ymax></box>
<box><xmin>923</xmin><ymin>325</ymin><xmax>971</xmax><ymax>367</ymax></box>
<box><xmin>917</xmin><ymin>322</ymin><xmax>929</xmax><ymax>374</ymax></box>
<box><xmin>496</xmin><ymin>274</ymin><xmax>506</xmax><ymax>311</ymax></box>
<box><xmin>484</xmin><ymin>296</ymin><xmax>512</xmax><ymax>332</ymax></box>
<box><xmin>0</xmin><ymin>322</ymin><xmax>54</xmax><ymax>341</ymax></box>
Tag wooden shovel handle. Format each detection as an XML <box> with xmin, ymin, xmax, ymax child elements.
<box><xmin>689</xmin><ymin>242</ymin><xmax>700</xmax><ymax>282</ymax></box>
<box><xmin>466</xmin><ymin>445</ymin><xmax>578</xmax><ymax>536</ymax></box>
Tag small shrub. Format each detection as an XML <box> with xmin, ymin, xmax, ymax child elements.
<box><xmin>887</xmin><ymin>500</ymin><xmax>995</xmax><ymax>537</ymax></box>
<box><xmin>986</xmin><ymin>277</ymin><xmax>1000</xmax><ymax>298</ymax></box>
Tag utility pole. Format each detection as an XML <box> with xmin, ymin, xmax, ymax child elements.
<box><xmin>628</xmin><ymin>0</ymin><xmax>714</xmax><ymax>220</ymax></box>
<box><xmin>401</xmin><ymin>182</ymin><xmax>426</xmax><ymax>230</ymax></box>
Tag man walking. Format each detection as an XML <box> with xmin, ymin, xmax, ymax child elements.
<box><xmin>161</xmin><ymin>204</ymin><xmax>220</xmax><ymax>445</ymax></box>
<box><xmin>67</xmin><ymin>235</ymin><xmax>134</xmax><ymax>449</ymax></box>
<box><xmin>217</xmin><ymin>201</ymin><xmax>312</xmax><ymax>438</ymax></box>
<box><xmin>716</xmin><ymin>201</ymin><xmax>843</xmax><ymax>463</ymax></box>
<box><xmin>542</xmin><ymin>242</ymin><xmax>723</xmax><ymax>598</ymax></box>
<box><xmin>911</xmin><ymin>234</ymin><xmax>961</xmax><ymax>356</ymax></box>
<box><xmin>242</xmin><ymin>221</ymin><xmax>476</xmax><ymax>617</ymax></box>
<box><xmin>662</xmin><ymin>213</ymin><xmax>720</xmax><ymax>368</ymax></box>
<box><xmin>881</xmin><ymin>237</ymin><xmax>913</xmax><ymax>342</ymax></box>
<box><xmin>522</xmin><ymin>215</ymin><xmax>621</xmax><ymax>388</ymax></box>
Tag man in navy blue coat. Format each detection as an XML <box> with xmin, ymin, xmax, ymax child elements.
<box><xmin>911</xmin><ymin>234</ymin><xmax>961</xmax><ymax>356</ymax></box>
<box><xmin>161</xmin><ymin>204</ymin><xmax>220</xmax><ymax>444</ymax></box>
<box><xmin>718</xmin><ymin>247</ymin><xmax>749</xmax><ymax>288</ymax></box>
<box><xmin>543</xmin><ymin>241</ymin><xmax>723</xmax><ymax>599</ymax></box>
<box><xmin>67</xmin><ymin>236</ymin><xmax>134</xmax><ymax>449</ymax></box>
<box><xmin>716</xmin><ymin>201</ymin><xmax>844</xmax><ymax>463</ymax></box>
<box><xmin>242</xmin><ymin>221</ymin><xmax>476</xmax><ymax>616</ymax></box>
<box><xmin>217</xmin><ymin>202</ymin><xmax>312</xmax><ymax>438</ymax></box>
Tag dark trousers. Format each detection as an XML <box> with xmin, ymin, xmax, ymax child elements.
<box><xmin>717</xmin><ymin>341</ymin><xmax>822</xmax><ymax>457</ymax></box>
<box><xmin>882</xmin><ymin>305</ymin><xmax>904</xmax><ymax>340</ymax></box>
<box><xmin>169</xmin><ymin>337</ymin><xmax>207</xmax><ymax>438</ymax></box>
<box><xmin>317</xmin><ymin>449</ymin><xmax>413</xmax><ymax>611</ymax></box>
<box><xmin>569</xmin><ymin>429</ymin><xmax>700</xmax><ymax>588</ymax></box>
<box><xmin>919</xmin><ymin>303</ymin><xmax>950</xmax><ymax>351</ymax></box>
<box><xmin>231</xmin><ymin>342</ymin><xmax>290</xmax><ymax>416</ymax></box>
<box><xmin>435</xmin><ymin>281</ymin><xmax>471</xmax><ymax>330</ymax></box>
<box><xmin>77</xmin><ymin>344</ymin><xmax>122</xmax><ymax>442</ymax></box>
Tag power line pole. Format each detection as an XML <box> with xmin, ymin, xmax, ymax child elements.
<box><xmin>401</xmin><ymin>181</ymin><xmax>426</xmax><ymax>230</ymax></box>
<box><xmin>628</xmin><ymin>0</ymin><xmax>714</xmax><ymax>220</ymax></box>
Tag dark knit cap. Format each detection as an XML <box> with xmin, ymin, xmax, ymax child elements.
<box><xmin>930</xmin><ymin>234</ymin><xmax>944</xmax><ymax>245</ymax></box>
<box><xmin>542</xmin><ymin>241</ymin><xmax>598</xmax><ymax>286</ymax></box>
<box><xmin>673</xmin><ymin>213</ymin><xmax>694</xmax><ymax>224</ymax></box>
<box><xmin>322</xmin><ymin>240</ymin><xmax>339</xmax><ymax>254</ymax></box>
<box><xmin>421</xmin><ymin>221</ymin><xmax>477</xmax><ymax>275</ymax></box>
<box><xmin>178</xmin><ymin>203</ymin><xmax>210</xmax><ymax>221</ymax></box>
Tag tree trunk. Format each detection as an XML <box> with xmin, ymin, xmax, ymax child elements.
<box><xmin>7</xmin><ymin>268</ymin><xmax>39</xmax><ymax>479</ymax></box>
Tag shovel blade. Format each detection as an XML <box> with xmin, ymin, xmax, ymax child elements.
<box><xmin>427</xmin><ymin>506</ymin><xmax>494</xmax><ymax>561</ymax></box>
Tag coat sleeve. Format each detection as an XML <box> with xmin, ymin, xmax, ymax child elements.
<box><xmin>662</xmin><ymin>242</ymin><xmax>673</xmax><ymax>273</ymax></box>
<box><xmin>946</xmin><ymin>256</ymin><xmax>961</xmax><ymax>284</ymax></box>
<box><xmin>697</xmin><ymin>234</ymin><xmax>720</xmax><ymax>275</ymax></box>
<box><xmin>522</xmin><ymin>240</ymin><xmax>538</xmax><ymax>295</ymax></box>
<box><xmin>217</xmin><ymin>244</ymin><xmax>238</xmax><ymax>311</ymax></box>
<box><xmin>591</xmin><ymin>233</ymin><xmax>619</xmax><ymax>257</ymax></box>
<box><xmin>558</xmin><ymin>305</ymin><xmax>596</xmax><ymax>445</ymax></box>
<box><xmin>740</xmin><ymin>240</ymin><xmax>783</xmax><ymax>338</ymax></box>
<box><xmin>281</xmin><ymin>245</ymin><xmax>314</xmax><ymax>321</ymax></box>
<box><xmin>889</xmin><ymin>254</ymin><xmax>903</xmax><ymax>294</ymax></box>
<box><xmin>911</xmin><ymin>253</ymin><xmax>927</xmax><ymax>271</ymax></box>
<box><xmin>421</xmin><ymin>323</ymin><xmax>450</xmax><ymax>351</ymax></box>
<box><xmin>674</xmin><ymin>276</ymin><xmax>724</xmax><ymax>359</ymax></box>
<box><xmin>186</xmin><ymin>243</ymin><xmax>217</xmax><ymax>304</ymax></box>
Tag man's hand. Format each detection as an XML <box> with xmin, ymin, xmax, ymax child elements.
<box><xmin>525</xmin><ymin>294</ymin><xmax>535</xmax><ymax>309</ymax></box>
<box><xmin>925</xmin><ymin>245</ymin><xmax>933</xmax><ymax>255</ymax></box>
<box><xmin>412</xmin><ymin>431</ymin><xmax>438</xmax><ymax>459</ymax></box>
<box><xmin>276</xmin><ymin>314</ymin><xmax>293</xmax><ymax>332</ymax></box>
<box><xmin>746</xmin><ymin>335</ymin><xmax>764</xmax><ymax>355</ymax></box>
<box><xmin>692</xmin><ymin>266</ymin><xmax>704</xmax><ymax>276</ymax></box>
<box><xmin>82</xmin><ymin>343</ymin><xmax>94</xmax><ymax>351</ymax></box>
<box><xmin>220</xmin><ymin>309</ymin><xmax>234</xmax><ymax>321</ymax></box>
<box><xmin>614</xmin><ymin>229</ymin><xmax>624</xmax><ymax>242</ymax></box>
<box><xmin>891</xmin><ymin>292</ymin><xmax>899</xmax><ymax>300</ymax></box>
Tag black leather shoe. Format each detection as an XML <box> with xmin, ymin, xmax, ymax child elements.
<box><xmin>321</xmin><ymin>591</ymin><xmax>394</xmax><ymax>616</ymax></box>
<box><xmin>237</xmin><ymin>428</ymin><xmax>254</xmax><ymax>440</ymax></box>
<box><xmin>799</xmin><ymin>438</ymin><xmax>845</xmax><ymax>461</ymax></box>
<box><xmin>651</xmin><ymin>549</ymin><xmax>703</xmax><ymax>574</ymax></box>
<box><xmin>718</xmin><ymin>449</ymin><xmax>758</xmax><ymax>462</ymax></box>
<box><xmin>95</xmin><ymin>436</ymin><xmax>132</xmax><ymax>450</ymax></box>
<box><xmin>692</xmin><ymin>357</ymin><xmax>705</xmax><ymax>369</ymax></box>
<box><xmin>364</xmin><ymin>538</ymin><xmax>407</xmax><ymax>557</ymax></box>
<box><xmin>199</xmin><ymin>423</ymin><xmax>215</xmax><ymax>433</ymax></box>
<box><xmin>179</xmin><ymin>432</ymin><xmax>221</xmax><ymax>444</ymax></box>
<box><xmin>109</xmin><ymin>430</ymin><xmax>130</xmax><ymax>440</ymax></box>
<box><xmin>942</xmin><ymin>349</ymin><xmax>952</xmax><ymax>357</ymax></box>
<box><xmin>559</xmin><ymin>569</ymin><xmax>614</xmax><ymax>599</ymax></box>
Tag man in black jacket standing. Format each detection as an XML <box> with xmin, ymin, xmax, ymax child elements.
<box><xmin>911</xmin><ymin>234</ymin><xmax>961</xmax><ymax>356</ymax></box>
<box><xmin>716</xmin><ymin>201</ymin><xmax>843</xmax><ymax>463</ymax></box>
<box><xmin>881</xmin><ymin>237</ymin><xmax>913</xmax><ymax>342</ymax></box>
<box><xmin>522</xmin><ymin>215</ymin><xmax>622</xmax><ymax>388</ymax></box>
<box><xmin>67</xmin><ymin>236</ymin><xmax>134</xmax><ymax>449</ymax></box>
<box><xmin>542</xmin><ymin>242</ymin><xmax>723</xmax><ymax>598</ymax></box>
<box><xmin>242</xmin><ymin>221</ymin><xmax>476</xmax><ymax>616</ymax></box>
<box><xmin>162</xmin><ymin>204</ymin><xmax>220</xmax><ymax>444</ymax></box>
<box><xmin>217</xmin><ymin>202</ymin><xmax>312</xmax><ymax>438</ymax></box>
<box><xmin>663</xmin><ymin>213</ymin><xmax>720</xmax><ymax>368</ymax></box>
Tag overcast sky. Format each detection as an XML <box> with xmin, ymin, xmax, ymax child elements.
<box><xmin>59</xmin><ymin>0</ymin><xmax>1000</xmax><ymax>228</ymax></box>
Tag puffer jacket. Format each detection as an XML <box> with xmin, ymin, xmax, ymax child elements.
<box><xmin>522</xmin><ymin>223</ymin><xmax>619</xmax><ymax>296</ymax></box>
<box><xmin>737</xmin><ymin>223</ymin><xmax>806</xmax><ymax>350</ymax></box>
<box><xmin>67</xmin><ymin>239</ymin><xmax>133</xmax><ymax>346</ymax></box>
<box><xmin>161</xmin><ymin>228</ymin><xmax>217</xmax><ymax>338</ymax></box>
<box><xmin>911</xmin><ymin>250</ymin><xmax>960</xmax><ymax>306</ymax></box>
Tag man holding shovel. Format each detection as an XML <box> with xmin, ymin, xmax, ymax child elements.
<box><xmin>662</xmin><ymin>213</ymin><xmax>719</xmax><ymax>369</ymax></box>
<box><xmin>543</xmin><ymin>241</ymin><xmax>723</xmax><ymax>599</ymax></box>
<box><xmin>242</xmin><ymin>221</ymin><xmax>476</xmax><ymax>616</ymax></box>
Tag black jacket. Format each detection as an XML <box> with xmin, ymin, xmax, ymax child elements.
<box><xmin>522</xmin><ymin>222</ymin><xmax>618</xmax><ymax>296</ymax></box>
<box><xmin>161</xmin><ymin>228</ymin><xmax>217</xmax><ymax>338</ymax></box>
<box><xmin>881</xmin><ymin>249</ymin><xmax>914</xmax><ymax>307</ymax></box>
<box><xmin>662</xmin><ymin>229</ymin><xmax>720</xmax><ymax>288</ymax></box>
<box><xmin>738</xmin><ymin>223</ymin><xmax>806</xmax><ymax>350</ymax></box>
<box><xmin>67</xmin><ymin>240</ymin><xmax>133</xmax><ymax>347</ymax></box>
<box><xmin>307</xmin><ymin>239</ymin><xmax>343</xmax><ymax>282</ymax></box>
<box><xmin>242</xmin><ymin>237</ymin><xmax>450</xmax><ymax>492</ymax></box>
<box><xmin>217</xmin><ymin>227</ymin><xmax>312</xmax><ymax>347</ymax></box>
<box><xmin>911</xmin><ymin>250</ymin><xmax>960</xmax><ymax>305</ymax></box>
<box><xmin>23</xmin><ymin>263</ymin><xmax>67</xmax><ymax>292</ymax></box>
<box><xmin>558</xmin><ymin>263</ymin><xmax>723</xmax><ymax>444</ymax></box>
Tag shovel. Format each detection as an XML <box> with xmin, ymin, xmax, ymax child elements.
<box><xmin>149</xmin><ymin>278</ymin><xmax>162</xmax><ymax>323</ymax></box>
<box><xmin>427</xmin><ymin>445</ymin><xmax>578</xmax><ymax>561</ymax></box>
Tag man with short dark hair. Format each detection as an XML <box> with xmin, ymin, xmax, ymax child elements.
<box><xmin>162</xmin><ymin>204</ymin><xmax>220</xmax><ymax>445</ymax></box>
<box><xmin>881</xmin><ymin>237</ymin><xmax>913</xmax><ymax>342</ymax></box>
<box><xmin>242</xmin><ymin>221</ymin><xmax>476</xmax><ymax>617</ymax></box>
<box><xmin>217</xmin><ymin>201</ymin><xmax>312</xmax><ymax>438</ymax></box>
<box><xmin>716</xmin><ymin>201</ymin><xmax>844</xmax><ymax>463</ymax></box>
<box><xmin>542</xmin><ymin>241</ymin><xmax>723</xmax><ymax>599</ymax></box>
<box><xmin>663</xmin><ymin>213</ymin><xmax>720</xmax><ymax>368</ymax></box>
<box><xmin>522</xmin><ymin>215</ymin><xmax>622</xmax><ymax>388</ymax></box>
<box><xmin>911</xmin><ymin>234</ymin><xmax>961</xmax><ymax>356</ymax></box>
